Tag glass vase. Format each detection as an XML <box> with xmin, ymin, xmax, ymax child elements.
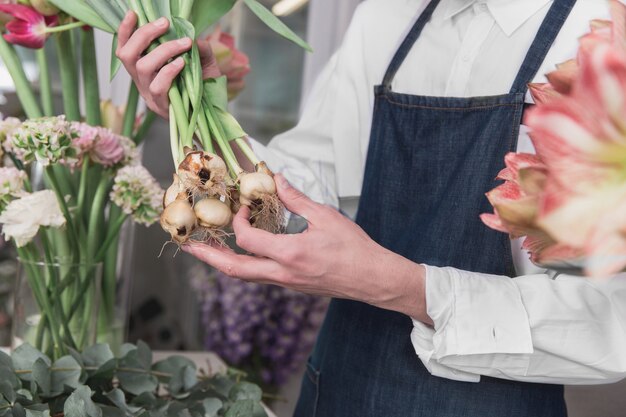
<box><xmin>12</xmin><ymin>258</ymin><xmax>102</xmax><ymax>360</ymax></box>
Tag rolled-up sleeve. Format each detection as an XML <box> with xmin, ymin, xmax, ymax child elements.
<box><xmin>412</xmin><ymin>265</ymin><xmax>626</xmax><ymax>385</ymax></box>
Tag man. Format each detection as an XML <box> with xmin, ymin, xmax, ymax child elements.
<box><xmin>117</xmin><ymin>0</ymin><xmax>626</xmax><ymax>415</ymax></box>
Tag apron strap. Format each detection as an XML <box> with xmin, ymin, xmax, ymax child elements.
<box><xmin>382</xmin><ymin>0</ymin><xmax>441</xmax><ymax>90</ymax></box>
<box><xmin>509</xmin><ymin>0</ymin><xmax>576</xmax><ymax>94</ymax></box>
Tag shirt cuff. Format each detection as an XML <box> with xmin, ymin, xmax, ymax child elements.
<box><xmin>425</xmin><ymin>265</ymin><xmax>534</xmax><ymax>358</ymax></box>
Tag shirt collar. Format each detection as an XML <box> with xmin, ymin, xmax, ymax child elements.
<box><xmin>443</xmin><ymin>0</ymin><xmax>553</xmax><ymax>37</ymax></box>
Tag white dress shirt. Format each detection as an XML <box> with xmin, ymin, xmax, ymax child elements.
<box><xmin>250</xmin><ymin>0</ymin><xmax>626</xmax><ymax>384</ymax></box>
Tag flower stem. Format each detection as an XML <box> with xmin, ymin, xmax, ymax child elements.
<box><xmin>76</xmin><ymin>160</ymin><xmax>90</xmax><ymax>230</ymax></box>
<box><xmin>123</xmin><ymin>83</ymin><xmax>139</xmax><ymax>138</ymax></box>
<box><xmin>44</xmin><ymin>168</ymin><xmax>79</xmax><ymax>258</ymax></box>
<box><xmin>81</xmin><ymin>28</ymin><xmax>102</xmax><ymax>126</ymax></box>
<box><xmin>169</xmin><ymin>106</ymin><xmax>180</xmax><ymax>167</ymax></box>
<box><xmin>204</xmin><ymin>103</ymin><xmax>242</xmax><ymax>177</ymax></box>
<box><xmin>45</xmin><ymin>21</ymin><xmax>86</xmax><ymax>34</ymax></box>
<box><xmin>235</xmin><ymin>138</ymin><xmax>259</xmax><ymax>166</ymax></box>
<box><xmin>0</xmin><ymin>37</ymin><xmax>43</xmax><ymax>119</ymax></box>
<box><xmin>128</xmin><ymin>0</ymin><xmax>149</xmax><ymax>26</ymax></box>
<box><xmin>133</xmin><ymin>110</ymin><xmax>156</xmax><ymax>145</ymax></box>
<box><xmin>35</xmin><ymin>48</ymin><xmax>54</xmax><ymax>117</ymax></box>
<box><xmin>87</xmin><ymin>176</ymin><xmax>110</xmax><ymax>260</ymax></box>
<box><xmin>54</xmin><ymin>31</ymin><xmax>81</xmax><ymax>121</ymax></box>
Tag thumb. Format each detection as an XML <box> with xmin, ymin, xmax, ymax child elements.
<box><xmin>274</xmin><ymin>174</ymin><xmax>319</xmax><ymax>219</ymax></box>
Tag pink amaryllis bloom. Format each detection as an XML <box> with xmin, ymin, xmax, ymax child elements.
<box><xmin>480</xmin><ymin>153</ymin><xmax>581</xmax><ymax>265</ymax></box>
<box><xmin>0</xmin><ymin>3</ymin><xmax>57</xmax><ymax>49</ymax></box>
<box><xmin>207</xmin><ymin>27</ymin><xmax>251</xmax><ymax>100</ymax></box>
<box><xmin>519</xmin><ymin>0</ymin><xmax>626</xmax><ymax>276</ymax></box>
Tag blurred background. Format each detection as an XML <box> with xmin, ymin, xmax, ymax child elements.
<box><xmin>0</xmin><ymin>0</ymin><xmax>624</xmax><ymax>416</ymax></box>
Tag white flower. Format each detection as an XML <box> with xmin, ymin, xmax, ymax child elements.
<box><xmin>0</xmin><ymin>167</ymin><xmax>26</xmax><ymax>198</ymax></box>
<box><xmin>0</xmin><ymin>190</ymin><xmax>66</xmax><ymax>247</ymax></box>
<box><xmin>0</xmin><ymin>117</ymin><xmax>21</xmax><ymax>153</ymax></box>
<box><xmin>110</xmin><ymin>166</ymin><xmax>163</xmax><ymax>226</ymax></box>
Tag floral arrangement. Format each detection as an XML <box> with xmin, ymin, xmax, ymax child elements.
<box><xmin>40</xmin><ymin>0</ymin><xmax>310</xmax><ymax>246</ymax></box>
<box><xmin>481</xmin><ymin>0</ymin><xmax>626</xmax><ymax>277</ymax></box>
<box><xmin>0</xmin><ymin>114</ymin><xmax>162</xmax><ymax>357</ymax></box>
<box><xmin>0</xmin><ymin>341</ymin><xmax>268</xmax><ymax>417</ymax></box>
<box><xmin>190</xmin><ymin>266</ymin><xmax>327</xmax><ymax>388</ymax></box>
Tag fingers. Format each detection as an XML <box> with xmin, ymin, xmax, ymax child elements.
<box><xmin>182</xmin><ymin>242</ymin><xmax>286</xmax><ymax>282</ymax></box>
<box><xmin>116</xmin><ymin>16</ymin><xmax>170</xmax><ymax>74</ymax></box>
<box><xmin>136</xmin><ymin>38</ymin><xmax>192</xmax><ymax>79</ymax></box>
<box><xmin>149</xmin><ymin>57</ymin><xmax>185</xmax><ymax>112</ymax></box>
<box><xmin>232</xmin><ymin>206</ymin><xmax>293</xmax><ymax>259</ymax></box>
<box><xmin>118</xmin><ymin>11</ymin><xmax>137</xmax><ymax>49</ymax></box>
<box><xmin>274</xmin><ymin>174</ymin><xmax>321</xmax><ymax>220</ymax></box>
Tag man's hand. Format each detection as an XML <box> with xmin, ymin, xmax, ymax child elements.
<box><xmin>116</xmin><ymin>11</ymin><xmax>222</xmax><ymax>119</ymax></box>
<box><xmin>183</xmin><ymin>174</ymin><xmax>432</xmax><ymax>325</ymax></box>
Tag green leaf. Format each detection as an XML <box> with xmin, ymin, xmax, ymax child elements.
<box><xmin>24</xmin><ymin>408</ymin><xmax>50</xmax><ymax>417</ymax></box>
<box><xmin>168</xmin><ymin>366</ymin><xmax>197</xmax><ymax>396</ymax></box>
<box><xmin>0</xmin><ymin>368</ymin><xmax>20</xmax><ymax>390</ymax></box>
<box><xmin>136</xmin><ymin>341</ymin><xmax>152</xmax><ymax>370</ymax></box>
<box><xmin>204</xmin><ymin>77</ymin><xmax>229</xmax><ymax>111</ymax></box>
<box><xmin>31</xmin><ymin>359</ymin><xmax>50</xmax><ymax>397</ymax></box>
<box><xmin>0</xmin><ymin>381</ymin><xmax>16</xmax><ymax>403</ymax></box>
<box><xmin>228</xmin><ymin>383</ymin><xmax>262</xmax><ymax>402</ymax></box>
<box><xmin>0</xmin><ymin>399</ymin><xmax>10</xmax><ymax>417</ymax></box>
<box><xmin>84</xmin><ymin>0</ymin><xmax>123</xmax><ymax>31</ymax></box>
<box><xmin>12</xmin><ymin>345</ymin><xmax>50</xmax><ymax>382</ymax></box>
<box><xmin>243</xmin><ymin>0</ymin><xmax>312</xmax><ymax>52</ymax></box>
<box><xmin>152</xmin><ymin>356</ymin><xmax>196</xmax><ymax>383</ymax></box>
<box><xmin>213</xmin><ymin>108</ymin><xmax>245</xmax><ymax>141</ymax></box>
<box><xmin>99</xmin><ymin>406</ymin><xmax>126</xmax><ymax>417</ymax></box>
<box><xmin>15</xmin><ymin>389</ymin><xmax>32</xmax><ymax>401</ymax></box>
<box><xmin>201</xmin><ymin>399</ymin><xmax>222</xmax><ymax>417</ymax></box>
<box><xmin>189</xmin><ymin>0</ymin><xmax>236</xmax><ymax>35</ymax></box>
<box><xmin>48</xmin><ymin>0</ymin><xmax>114</xmax><ymax>32</ymax></box>
<box><xmin>64</xmin><ymin>385</ymin><xmax>102</xmax><ymax>417</ymax></box>
<box><xmin>130</xmin><ymin>391</ymin><xmax>158</xmax><ymax>408</ymax></box>
<box><xmin>83</xmin><ymin>344</ymin><xmax>114</xmax><ymax>369</ymax></box>
<box><xmin>117</xmin><ymin>346</ymin><xmax>158</xmax><ymax>397</ymax></box>
<box><xmin>0</xmin><ymin>351</ymin><xmax>12</xmax><ymax>369</ymax></box>
<box><xmin>110</xmin><ymin>35</ymin><xmax>123</xmax><ymax>82</ymax></box>
<box><xmin>224</xmin><ymin>400</ymin><xmax>266</xmax><ymax>417</ymax></box>
<box><xmin>105</xmin><ymin>388</ymin><xmax>141</xmax><ymax>414</ymax></box>
<box><xmin>50</xmin><ymin>356</ymin><xmax>81</xmax><ymax>395</ymax></box>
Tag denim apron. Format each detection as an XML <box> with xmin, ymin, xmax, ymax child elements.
<box><xmin>293</xmin><ymin>0</ymin><xmax>575</xmax><ymax>416</ymax></box>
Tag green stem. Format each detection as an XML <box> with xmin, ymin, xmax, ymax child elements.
<box><xmin>54</xmin><ymin>31</ymin><xmax>80</xmax><ymax>121</ymax></box>
<box><xmin>205</xmin><ymin>104</ymin><xmax>242</xmax><ymax>177</ymax></box>
<box><xmin>44</xmin><ymin>168</ymin><xmax>79</xmax><ymax>257</ymax></box>
<box><xmin>169</xmin><ymin>106</ymin><xmax>180</xmax><ymax>167</ymax></box>
<box><xmin>35</xmin><ymin>48</ymin><xmax>54</xmax><ymax>117</ymax></box>
<box><xmin>87</xmin><ymin>176</ymin><xmax>110</xmax><ymax>259</ymax></box>
<box><xmin>0</xmin><ymin>37</ymin><xmax>43</xmax><ymax>118</ymax></box>
<box><xmin>169</xmin><ymin>86</ymin><xmax>188</xmax><ymax>141</ymax></box>
<box><xmin>95</xmin><ymin>213</ymin><xmax>128</xmax><ymax>262</ymax></box>
<box><xmin>81</xmin><ymin>29</ymin><xmax>102</xmax><ymax>126</ymax></box>
<box><xmin>76</xmin><ymin>160</ymin><xmax>90</xmax><ymax>231</ymax></box>
<box><xmin>122</xmin><ymin>84</ymin><xmax>139</xmax><ymax>138</ymax></box>
<box><xmin>133</xmin><ymin>110</ymin><xmax>156</xmax><ymax>145</ymax></box>
<box><xmin>45</xmin><ymin>21</ymin><xmax>86</xmax><ymax>34</ymax></box>
<box><xmin>128</xmin><ymin>0</ymin><xmax>149</xmax><ymax>26</ymax></box>
<box><xmin>235</xmin><ymin>138</ymin><xmax>259</xmax><ymax>166</ymax></box>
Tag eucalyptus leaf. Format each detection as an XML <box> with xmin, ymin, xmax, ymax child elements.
<box><xmin>12</xmin><ymin>403</ymin><xmax>25</xmax><ymax>417</ymax></box>
<box><xmin>136</xmin><ymin>341</ymin><xmax>152</xmax><ymax>370</ymax></box>
<box><xmin>0</xmin><ymin>399</ymin><xmax>10</xmax><ymax>417</ymax></box>
<box><xmin>117</xmin><ymin>370</ymin><xmax>158</xmax><ymax>397</ymax></box>
<box><xmin>130</xmin><ymin>391</ymin><xmax>157</xmax><ymax>408</ymax></box>
<box><xmin>105</xmin><ymin>388</ymin><xmax>141</xmax><ymax>414</ymax></box>
<box><xmin>50</xmin><ymin>356</ymin><xmax>81</xmax><ymax>395</ymax></box>
<box><xmin>99</xmin><ymin>406</ymin><xmax>126</xmax><ymax>417</ymax></box>
<box><xmin>24</xmin><ymin>409</ymin><xmax>50</xmax><ymax>417</ymax></box>
<box><xmin>0</xmin><ymin>381</ymin><xmax>15</xmax><ymax>403</ymax></box>
<box><xmin>242</xmin><ymin>0</ymin><xmax>312</xmax><ymax>51</ymax></box>
<box><xmin>0</xmin><ymin>350</ymin><xmax>12</xmax><ymax>369</ymax></box>
<box><xmin>83</xmin><ymin>344</ymin><xmax>115</xmax><ymax>369</ymax></box>
<box><xmin>201</xmin><ymin>398</ymin><xmax>222</xmax><ymax>417</ymax></box>
<box><xmin>225</xmin><ymin>400</ymin><xmax>267</xmax><ymax>417</ymax></box>
<box><xmin>189</xmin><ymin>0</ymin><xmax>236</xmax><ymax>35</ymax></box>
<box><xmin>15</xmin><ymin>390</ymin><xmax>32</xmax><ymax>401</ymax></box>
<box><xmin>31</xmin><ymin>359</ymin><xmax>50</xmax><ymax>397</ymax></box>
<box><xmin>0</xmin><ymin>368</ymin><xmax>20</xmax><ymax>390</ymax></box>
<box><xmin>48</xmin><ymin>0</ymin><xmax>114</xmax><ymax>33</ymax></box>
<box><xmin>228</xmin><ymin>383</ymin><xmax>262</xmax><ymax>402</ymax></box>
<box><xmin>64</xmin><ymin>385</ymin><xmax>101</xmax><ymax>417</ymax></box>
<box><xmin>12</xmin><ymin>345</ymin><xmax>50</xmax><ymax>382</ymax></box>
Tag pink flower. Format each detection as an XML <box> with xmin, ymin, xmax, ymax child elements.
<box><xmin>207</xmin><ymin>27</ymin><xmax>251</xmax><ymax>100</ymax></box>
<box><xmin>0</xmin><ymin>3</ymin><xmax>57</xmax><ymax>49</ymax></box>
<box><xmin>91</xmin><ymin>129</ymin><xmax>125</xmax><ymax>167</ymax></box>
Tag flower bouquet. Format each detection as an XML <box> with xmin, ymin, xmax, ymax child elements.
<box><xmin>43</xmin><ymin>0</ymin><xmax>311</xmax><ymax>245</ymax></box>
<box><xmin>0</xmin><ymin>114</ymin><xmax>162</xmax><ymax>359</ymax></box>
<box><xmin>481</xmin><ymin>0</ymin><xmax>626</xmax><ymax>277</ymax></box>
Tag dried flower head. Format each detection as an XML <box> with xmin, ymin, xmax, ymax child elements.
<box><xmin>110</xmin><ymin>166</ymin><xmax>163</xmax><ymax>226</ymax></box>
<box><xmin>9</xmin><ymin>116</ymin><xmax>75</xmax><ymax>166</ymax></box>
<box><xmin>0</xmin><ymin>190</ymin><xmax>65</xmax><ymax>247</ymax></box>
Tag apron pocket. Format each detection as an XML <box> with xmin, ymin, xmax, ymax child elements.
<box><xmin>294</xmin><ymin>357</ymin><xmax>321</xmax><ymax>417</ymax></box>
